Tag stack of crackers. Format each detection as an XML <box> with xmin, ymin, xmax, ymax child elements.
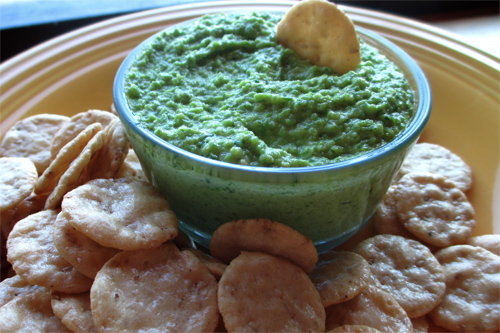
<box><xmin>0</xmin><ymin>109</ymin><xmax>499</xmax><ymax>332</ymax></box>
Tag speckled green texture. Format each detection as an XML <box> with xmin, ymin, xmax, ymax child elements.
<box><xmin>124</xmin><ymin>12</ymin><xmax>414</xmax><ymax>167</ymax></box>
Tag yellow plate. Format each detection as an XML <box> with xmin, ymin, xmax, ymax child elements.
<box><xmin>1</xmin><ymin>0</ymin><xmax>498</xmax><ymax>238</ymax></box>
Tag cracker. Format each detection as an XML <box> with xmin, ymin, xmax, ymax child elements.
<box><xmin>210</xmin><ymin>218</ymin><xmax>318</xmax><ymax>273</ymax></box>
<box><xmin>354</xmin><ymin>234</ymin><xmax>445</xmax><ymax>318</ymax></box>
<box><xmin>428</xmin><ymin>244</ymin><xmax>500</xmax><ymax>332</ymax></box>
<box><xmin>44</xmin><ymin>129</ymin><xmax>105</xmax><ymax>210</ymax></box>
<box><xmin>324</xmin><ymin>285</ymin><xmax>412</xmax><ymax>332</ymax></box>
<box><xmin>0</xmin><ymin>114</ymin><xmax>69</xmax><ymax>174</ymax></box>
<box><xmin>394</xmin><ymin>172</ymin><xmax>475</xmax><ymax>247</ymax></box>
<box><xmin>50</xmin><ymin>109</ymin><xmax>117</xmax><ymax>158</ymax></box>
<box><xmin>62</xmin><ymin>178</ymin><xmax>178</xmax><ymax>250</ymax></box>
<box><xmin>115</xmin><ymin>148</ymin><xmax>147</xmax><ymax>181</ymax></box>
<box><xmin>51</xmin><ymin>291</ymin><xmax>97</xmax><ymax>333</ymax></box>
<box><xmin>53</xmin><ymin>211</ymin><xmax>120</xmax><ymax>279</ymax></box>
<box><xmin>35</xmin><ymin>122</ymin><xmax>102</xmax><ymax>196</ymax></box>
<box><xmin>276</xmin><ymin>0</ymin><xmax>361</xmax><ymax>75</ymax></box>
<box><xmin>467</xmin><ymin>234</ymin><xmax>500</xmax><ymax>256</ymax></box>
<box><xmin>6</xmin><ymin>210</ymin><xmax>93</xmax><ymax>293</ymax></box>
<box><xmin>372</xmin><ymin>186</ymin><xmax>415</xmax><ymax>239</ymax></box>
<box><xmin>0</xmin><ymin>285</ymin><xmax>71</xmax><ymax>332</ymax></box>
<box><xmin>182</xmin><ymin>248</ymin><xmax>227</xmax><ymax>281</ymax></box>
<box><xmin>410</xmin><ymin>316</ymin><xmax>429</xmax><ymax>333</ymax></box>
<box><xmin>0</xmin><ymin>274</ymin><xmax>45</xmax><ymax>307</ymax></box>
<box><xmin>330</xmin><ymin>325</ymin><xmax>383</xmax><ymax>332</ymax></box>
<box><xmin>0</xmin><ymin>157</ymin><xmax>38</xmax><ymax>213</ymax></box>
<box><xmin>90</xmin><ymin>242</ymin><xmax>219</xmax><ymax>332</ymax></box>
<box><xmin>84</xmin><ymin>119</ymin><xmax>129</xmax><ymax>180</ymax></box>
<box><xmin>218</xmin><ymin>251</ymin><xmax>325</xmax><ymax>332</ymax></box>
<box><xmin>397</xmin><ymin>142</ymin><xmax>472</xmax><ymax>192</ymax></box>
<box><xmin>309</xmin><ymin>250</ymin><xmax>371</xmax><ymax>307</ymax></box>
<box><xmin>0</xmin><ymin>192</ymin><xmax>48</xmax><ymax>238</ymax></box>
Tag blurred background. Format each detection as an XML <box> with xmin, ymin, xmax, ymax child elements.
<box><xmin>1</xmin><ymin>0</ymin><xmax>499</xmax><ymax>62</ymax></box>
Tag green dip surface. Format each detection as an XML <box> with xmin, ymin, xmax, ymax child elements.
<box><xmin>125</xmin><ymin>12</ymin><xmax>415</xmax><ymax>167</ymax></box>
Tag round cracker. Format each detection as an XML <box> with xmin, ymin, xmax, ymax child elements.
<box><xmin>218</xmin><ymin>251</ymin><xmax>325</xmax><ymax>332</ymax></box>
<box><xmin>0</xmin><ymin>114</ymin><xmax>69</xmax><ymax>174</ymax></box>
<box><xmin>428</xmin><ymin>244</ymin><xmax>500</xmax><ymax>332</ymax></box>
<box><xmin>62</xmin><ymin>178</ymin><xmax>178</xmax><ymax>250</ymax></box>
<box><xmin>50</xmin><ymin>109</ymin><xmax>117</xmax><ymax>158</ymax></box>
<box><xmin>330</xmin><ymin>325</ymin><xmax>383</xmax><ymax>333</ymax></box>
<box><xmin>309</xmin><ymin>250</ymin><xmax>371</xmax><ymax>307</ymax></box>
<box><xmin>51</xmin><ymin>291</ymin><xmax>97</xmax><ymax>333</ymax></box>
<box><xmin>0</xmin><ymin>157</ymin><xmax>38</xmax><ymax>213</ymax></box>
<box><xmin>53</xmin><ymin>211</ymin><xmax>120</xmax><ymax>279</ymax></box>
<box><xmin>85</xmin><ymin>119</ymin><xmax>129</xmax><ymax>180</ymax></box>
<box><xmin>276</xmin><ymin>0</ymin><xmax>361</xmax><ymax>75</ymax></box>
<box><xmin>354</xmin><ymin>234</ymin><xmax>446</xmax><ymax>318</ymax></box>
<box><xmin>0</xmin><ymin>274</ymin><xmax>46</xmax><ymax>308</ymax></box>
<box><xmin>44</xmin><ymin>129</ymin><xmax>105</xmax><ymax>210</ymax></box>
<box><xmin>115</xmin><ymin>149</ymin><xmax>146</xmax><ymax>181</ymax></box>
<box><xmin>324</xmin><ymin>285</ymin><xmax>413</xmax><ymax>333</ymax></box>
<box><xmin>397</xmin><ymin>142</ymin><xmax>472</xmax><ymax>192</ymax></box>
<box><xmin>394</xmin><ymin>172</ymin><xmax>475</xmax><ymax>247</ymax></box>
<box><xmin>182</xmin><ymin>248</ymin><xmax>227</xmax><ymax>281</ymax></box>
<box><xmin>35</xmin><ymin>122</ymin><xmax>102</xmax><ymax>196</ymax></box>
<box><xmin>0</xmin><ymin>192</ymin><xmax>49</xmax><ymax>238</ymax></box>
<box><xmin>467</xmin><ymin>234</ymin><xmax>500</xmax><ymax>256</ymax></box>
<box><xmin>0</xmin><ymin>287</ymin><xmax>71</xmax><ymax>332</ymax></box>
<box><xmin>90</xmin><ymin>242</ymin><xmax>219</xmax><ymax>332</ymax></box>
<box><xmin>210</xmin><ymin>218</ymin><xmax>318</xmax><ymax>273</ymax></box>
<box><xmin>410</xmin><ymin>316</ymin><xmax>429</xmax><ymax>333</ymax></box>
<box><xmin>372</xmin><ymin>186</ymin><xmax>415</xmax><ymax>239</ymax></box>
<box><xmin>6</xmin><ymin>210</ymin><xmax>93</xmax><ymax>293</ymax></box>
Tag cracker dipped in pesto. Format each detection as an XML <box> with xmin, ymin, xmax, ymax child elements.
<box><xmin>124</xmin><ymin>12</ymin><xmax>415</xmax><ymax>167</ymax></box>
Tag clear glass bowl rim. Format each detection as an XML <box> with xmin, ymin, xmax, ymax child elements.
<box><xmin>113</xmin><ymin>14</ymin><xmax>432</xmax><ymax>176</ymax></box>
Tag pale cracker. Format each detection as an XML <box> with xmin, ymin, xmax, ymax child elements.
<box><xmin>218</xmin><ymin>251</ymin><xmax>325</xmax><ymax>332</ymax></box>
<box><xmin>410</xmin><ymin>316</ymin><xmax>429</xmax><ymax>333</ymax></box>
<box><xmin>6</xmin><ymin>210</ymin><xmax>93</xmax><ymax>293</ymax></box>
<box><xmin>51</xmin><ymin>291</ymin><xmax>97</xmax><ymax>333</ymax></box>
<box><xmin>50</xmin><ymin>109</ymin><xmax>117</xmax><ymax>158</ymax></box>
<box><xmin>330</xmin><ymin>325</ymin><xmax>383</xmax><ymax>333</ymax></box>
<box><xmin>467</xmin><ymin>234</ymin><xmax>500</xmax><ymax>256</ymax></box>
<box><xmin>372</xmin><ymin>185</ymin><xmax>415</xmax><ymax>239</ymax></box>
<box><xmin>210</xmin><ymin>218</ymin><xmax>318</xmax><ymax>273</ymax></box>
<box><xmin>0</xmin><ymin>274</ymin><xmax>45</xmax><ymax>307</ymax></box>
<box><xmin>394</xmin><ymin>172</ymin><xmax>475</xmax><ymax>247</ymax></box>
<box><xmin>309</xmin><ymin>250</ymin><xmax>371</xmax><ymax>307</ymax></box>
<box><xmin>354</xmin><ymin>234</ymin><xmax>445</xmax><ymax>318</ymax></box>
<box><xmin>115</xmin><ymin>148</ymin><xmax>147</xmax><ymax>181</ymax></box>
<box><xmin>91</xmin><ymin>242</ymin><xmax>219</xmax><ymax>332</ymax></box>
<box><xmin>397</xmin><ymin>142</ymin><xmax>472</xmax><ymax>192</ymax></box>
<box><xmin>182</xmin><ymin>248</ymin><xmax>227</xmax><ymax>281</ymax></box>
<box><xmin>373</xmin><ymin>185</ymin><xmax>439</xmax><ymax>252</ymax></box>
<box><xmin>0</xmin><ymin>285</ymin><xmax>71</xmax><ymax>332</ymax></box>
<box><xmin>35</xmin><ymin>122</ymin><xmax>102</xmax><ymax>195</ymax></box>
<box><xmin>53</xmin><ymin>211</ymin><xmax>120</xmax><ymax>279</ymax></box>
<box><xmin>0</xmin><ymin>114</ymin><xmax>69</xmax><ymax>174</ymax></box>
<box><xmin>62</xmin><ymin>178</ymin><xmax>178</xmax><ymax>250</ymax></box>
<box><xmin>1</xmin><ymin>192</ymin><xmax>48</xmax><ymax>238</ymax></box>
<box><xmin>276</xmin><ymin>0</ymin><xmax>361</xmax><ymax>75</ymax></box>
<box><xmin>84</xmin><ymin>119</ymin><xmax>129</xmax><ymax>180</ymax></box>
<box><xmin>0</xmin><ymin>157</ymin><xmax>38</xmax><ymax>213</ymax></box>
<box><xmin>428</xmin><ymin>244</ymin><xmax>500</xmax><ymax>332</ymax></box>
<box><xmin>324</xmin><ymin>285</ymin><xmax>412</xmax><ymax>333</ymax></box>
<box><xmin>44</xmin><ymin>129</ymin><xmax>105</xmax><ymax>209</ymax></box>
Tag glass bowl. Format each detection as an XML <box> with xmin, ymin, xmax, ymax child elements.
<box><xmin>113</xmin><ymin>15</ymin><xmax>431</xmax><ymax>252</ymax></box>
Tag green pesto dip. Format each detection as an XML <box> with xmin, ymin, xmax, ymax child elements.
<box><xmin>124</xmin><ymin>12</ymin><xmax>415</xmax><ymax>167</ymax></box>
